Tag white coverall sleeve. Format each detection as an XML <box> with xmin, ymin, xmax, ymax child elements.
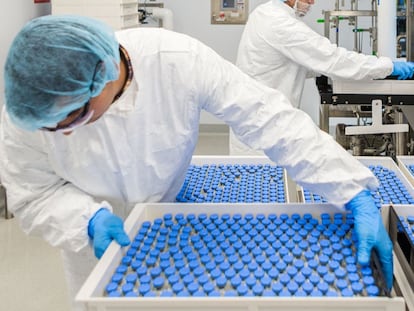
<box><xmin>0</xmin><ymin>113</ymin><xmax>107</xmax><ymax>252</ymax></box>
<box><xmin>193</xmin><ymin>42</ymin><xmax>378</xmax><ymax>207</ymax></box>
<box><xmin>269</xmin><ymin>15</ymin><xmax>393</xmax><ymax>80</ymax></box>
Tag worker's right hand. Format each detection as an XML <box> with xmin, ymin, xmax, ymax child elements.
<box><xmin>391</xmin><ymin>61</ymin><xmax>414</xmax><ymax>80</ymax></box>
<box><xmin>88</xmin><ymin>208</ymin><xmax>130</xmax><ymax>259</ymax></box>
<box><xmin>345</xmin><ymin>190</ymin><xmax>394</xmax><ymax>290</ymax></box>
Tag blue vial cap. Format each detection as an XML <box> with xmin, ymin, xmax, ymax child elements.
<box><xmin>271</xmin><ymin>282</ymin><xmax>283</xmax><ymax>294</ymax></box>
<box><xmin>334</xmin><ymin>268</ymin><xmax>347</xmax><ymax>279</ymax></box>
<box><xmin>309</xmin><ymin>274</ymin><xmax>320</xmax><ymax>285</ymax></box>
<box><xmin>233</xmin><ymin>261</ymin><xmax>244</xmax><ymax>272</ymax></box>
<box><xmin>246</xmin><ymin>276</ymin><xmax>257</xmax><ymax>288</ymax></box>
<box><xmin>287</xmin><ymin>266</ymin><xmax>298</xmax><ymax>278</ymax></box>
<box><xmin>323</xmin><ymin>273</ymin><xmax>335</xmax><ymax>285</ymax></box>
<box><xmin>240</xmin><ymin>268</ymin><xmax>250</xmax><ymax>280</ymax></box>
<box><xmin>145</xmin><ymin>256</ymin><xmax>157</xmax><ymax>267</ymax></box>
<box><xmin>276</xmin><ymin>261</ymin><xmax>287</xmax><ymax>272</ymax></box>
<box><xmin>317</xmin><ymin>266</ymin><xmax>328</xmax><ymax>276</ymax></box>
<box><xmin>326</xmin><ymin>290</ymin><xmax>338</xmax><ymax>297</ymax></box>
<box><xmin>247</xmin><ymin>261</ymin><xmax>258</xmax><ymax>272</ymax></box>
<box><xmin>317</xmin><ymin>282</ymin><xmax>329</xmax><ymax>293</ymax></box>
<box><xmin>216</xmin><ymin>275</ymin><xmax>227</xmax><ymax>288</ymax></box>
<box><xmin>131</xmin><ymin>260</ymin><xmax>143</xmax><ymax>271</ymax></box>
<box><xmin>302</xmin><ymin>282</ymin><xmax>313</xmax><ymax>294</ymax></box>
<box><xmin>366</xmin><ymin>285</ymin><xmax>380</xmax><ymax>296</ymax></box>
<box><xmin>341</xmin><ymin>288</ymin><xmax>354</xmax><ymax>297</ymax></box>
<box><xmin>363</xmin><ymin>276</ymin><xmax>375</xmax><ymax>286</ymax></box>
<box><xmin>268</xmin><ymin>268</ymin><xmax>279</xmax><ymax>279</ymax></box>
<box><xmin>308</xmin><ymin>259</ymin><xmax>318</xmax><ymax>270</ymax></box>
<box><xmin>293</xmin><ymin>273</ymin><xmax>305</xmax><ymax>286</ymax></box>
<box><xmin>262</xmin><ymin>261</ymin><xmax>272</xmax><ymax>272</ymax></box>
<box><xmin>287</xmin><ymin>282</ymin><xmax>299</xmax><ymax>294</ymax></box>
<box><xmin>151</xmin><ymin>267</ymin><xmax>162</xmax><ymax>278</ymax></box>
<box><xmin>351</xmin><ymin>282</ymin><xmax>363</xmax><ymax>294</ymax></box>
<box><xmin>310</xmin><ymin>289</ymin><xmax>323</xmax><ymax>297</ymax></box>
<box><xmin>261</xmin><ymin>275</ymin><xmax>272</xmax><ymax>287</ymax></box>
<box><xmin>263</xmin><ymin>289</ymin><xmax>275</xmax><ymax>297</ymax></box>
<box><xmin>361</xmin><ymin>266</ymin><xmax>373</xmax><ymax>276</ymax></box>
<box><xmin>346</xmin><ymin>264</ymin><xmax>357</xmax><ymax>273</ymax></box>
<box><xmin>153</xmin><ymin>276</ymin><xmax>165</xmax><ymax>289</ymax></box>
<box><xmin>224</xmin><ymin>290</ymin><xmax>237</xmax><ymax>297</ymax></box>
<box><xmin>126</xmin><ymin>273</ymin><xmax>138</xmax><ymax>284</ymax></box>
<box><xmin>111</xmin><ymin>273</ymin><xmax>124</xmax><ymax>284</ymax></box>
<box><xmin>106</xmin><ymin>282</ymin><xmax>118</xmax><ymax>294</ymax></box>
<box><xmin>301</xmin><ymin>267</ymin><xmax>312</xmax><ymax>278</ymax></box>
<box><xmin>108</xmin><ymin>291</ymin><xmax>122</xmax><ymax>297</ymax></box>
<box><xmin>336</xmin><ymin>279</ymin><xmax>348</xmax><ymax>290</ymax></box>
<box><xmin>282</xmin><ymin>254</ymin><xmax>294</xmax><ymax>265</ymax></box>
<box><xmin>116</xmin><ymin>264</ymin><xmax>129</xmax><ymax>274</ymax></box>
<box><xmin>172</xmin><ymin>282</ymin><xmax>185</xmax><ymax>294</ymax></box>
<box><xmin>348</xmin><ymin>273</ymin><xmax>360</xmax><ymax>283</ymax></box>
<box><xmin>252</xmin><ymin>283</ymin><xmax>264</xmax><ymax>296</ymax></box>
<box><xmin>279</xmin><ymin>289</ymin><xmax>292</xmax><ymax>297</ymax></box>
<box><xmin>168</xmin><ymin>274</ymin><xmax>179</xmax><ymax>285</ymax></box>
<box><xmin>211</xmin><ymin>268</ymin><xmax>221</xmax><ymax>280</ymax></box>
<box><xmin>230</xmin><ymin>275</ymin><xmax>242</xmax><ymax>288</ymax></box>
<box><xmin>125</xmin><ymin>291</ymin><xmax>138</xmax><ymax>297</ymax></box>
<box><xmin>254</xmin><ymin>269</ymin><xmax>265</xmax><ymax>279</ymax></box>
<box><xmin>280</xmin><ymin>274</ymin><xmax>291</xmax><ymax>285</ymax></box>
<box><xmin>237</xmin><ymin>284</ymin><xmax>249</xmax><ymax>296</ymax></box>
<box><xmin>138</xmin><ymin>284</ymin><xmax>151</xmax><ymax>295</ymax></box>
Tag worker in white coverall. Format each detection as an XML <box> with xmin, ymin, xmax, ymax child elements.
<box><xmin>230</xmin><ymin>0</ymin><xmax>414</xmax><ymax>155</ymax></box>
<box><xmin>1</xmin><ymin>15</ymin><xmax>392</xmax><ymax>310</ymax></box>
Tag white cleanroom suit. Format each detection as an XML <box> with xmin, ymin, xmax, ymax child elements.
<box><xmin>230</xmin><ymin>0</ymin><xmax>393</xmax><ymax>155</ymax></box>
<box><xmin>0</xmin><ymin>28</ymin><xmax>378</xmax><ymax>310</ymax></box>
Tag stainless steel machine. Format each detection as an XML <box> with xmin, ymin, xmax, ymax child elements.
<box><xmin>317</xmin><ymin>0</ymin><xmax>414</xmax><ymax>158</ymax></box>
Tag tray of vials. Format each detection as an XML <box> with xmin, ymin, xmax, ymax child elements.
<box><xmin>76</xmin><ymin>203</ymin><xmax>406</xmax><ymax>311</ymax></box>
<box><xmin>389</xmin><ymin>204</ymin><xmax>414</xmax><ymax>309</ymax></box>
<box><xmin>175</xmin><ymin>156</ymin><xmax>297</xmax><ymax>204</ymax></box>
<box><xmin>301</xmin><ymin>156</ymin><xmax>414</xmax><ymax>207</ymax></box>
<box><xmin>396</xmin><ymin>156</ymin><xmax>414</xmax><ymax>189</ymax></box>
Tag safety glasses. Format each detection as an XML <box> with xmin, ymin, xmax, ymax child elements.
<box><xmin>41</xmin><ymin>102</ymin><xmax>94</xmax><ymax>134</ymax></box>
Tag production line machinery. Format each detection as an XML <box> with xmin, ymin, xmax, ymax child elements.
<box><xmin>317</xmin><ymin>76</ymin><xmax>414</xmax><ymax>158</ymax></box>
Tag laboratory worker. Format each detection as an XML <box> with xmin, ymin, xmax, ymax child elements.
<box><xmin>231</xmin><ymin>0</ymin><xmax>414</xmax><ymax>154</ymax></box>
<box><xmin>1</xmin><ymin>15</ymin><xmax>392</xmax><ymax>310</ymax></box>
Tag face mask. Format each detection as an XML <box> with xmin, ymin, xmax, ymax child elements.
<box><xmin>294</xmin><ymin>0</ymin><xmax>311</xmax><ymax>17</ymax></box>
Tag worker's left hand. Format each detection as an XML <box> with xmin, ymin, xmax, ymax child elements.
<box><xmin>391</xmin><ymin>61</ymin><xmax>414</xmax><ymax>80</ymax></box>
<box><xmin>88</xmin><ymin>208</ymin><xmax>130</xmax><ymax>259</ymax></box>
<box><xmin>345</xmin><ymin>190</ymin><xmax>393</xmax><ymax>290</ymax></box>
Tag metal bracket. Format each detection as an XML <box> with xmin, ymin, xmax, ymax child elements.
<box><xmin>345</xmin><ymin>99</ymin><xmax>409</xmax><ymax>135</ymax></box>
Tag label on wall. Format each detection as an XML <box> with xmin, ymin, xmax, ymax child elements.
<box><xmin>34</xmin><ymin>0</ymin><xmax>50</xmax><ymax>3</ymax></box>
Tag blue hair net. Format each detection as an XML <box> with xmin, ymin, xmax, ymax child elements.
<box><xmin>4</xmin><ymin>15</ymin><xmax>120</xmax><ymax>131</ymax></box>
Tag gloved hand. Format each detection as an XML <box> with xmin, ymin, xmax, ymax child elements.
<box><xmin>391</xmin><ymin>61</ymin><xmax>414</xmax><ymax>80</ymax></box>
<box><xmin>88</xmin><ymin>208</ymin><xmax>130</xmax><ymax>259</ymax></box>
<box><xmin>346</xmin><ymin>190</ymin><xmax>393</xmax><ymax>290</ymax></box>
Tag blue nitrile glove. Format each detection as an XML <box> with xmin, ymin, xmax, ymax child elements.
<box><xmin>88</xmin><ymin>208</ymin><xmax>130</xmax><ymax>259</ymax></box>
<box><xmin>345</xmin><ymin>190</ymin><xmax>393</xmax><ymax>290</ymax></box>
<box><xmin>391</xmin><ymin>61</ymin><xmax>414</xmax><ymax>80</ymax></box>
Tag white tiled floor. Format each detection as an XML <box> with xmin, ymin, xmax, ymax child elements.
<box><xmin>0</xmin><ymin>130</ymin><xmax>229</xmax><ymax>311</ymax></box>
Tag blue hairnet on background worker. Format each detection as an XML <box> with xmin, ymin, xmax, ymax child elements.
<box><xmin>230</xmin><ymin>0</ymin><xmax>414</xmax><ymax>155</ymax></box>
<box><xmin>1</xmin><ymin>15</ymin><xmax>392</xmax><ymax>311</ymax></box>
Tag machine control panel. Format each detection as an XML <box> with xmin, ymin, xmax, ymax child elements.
<box><xmin>211</xmin><ymin>0</ymin><xmax>248</xmax><ymax>24</ymax></box>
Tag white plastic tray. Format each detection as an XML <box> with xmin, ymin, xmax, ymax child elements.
<box><xmin>76</xmin><ymin>203</ymin><xmax>406</xmax><ymax>311</ymax></box>
<box><xmin>396</xmin><ymin>156</ymin><xmax>414</xmax><ymax>188</ymax></box>
<box><xmin>300</xmin><ymin>156</ymin><xmax>414</xmax><ymax>204</ymax></box>
<box><xmin>389</xmin><ymin>205</ymin><xmax>414</xmax><ymax>311</ymax></box>
<box><xmin>184</xmin><ymin>156</ymin><xmax>298</xmax><ymax>203</ymax></box>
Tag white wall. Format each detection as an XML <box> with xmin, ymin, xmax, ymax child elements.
<box><xmin>0</xmin><ymin>1</ymin><xmax>51</xmax><ymax>109</ymax></box>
